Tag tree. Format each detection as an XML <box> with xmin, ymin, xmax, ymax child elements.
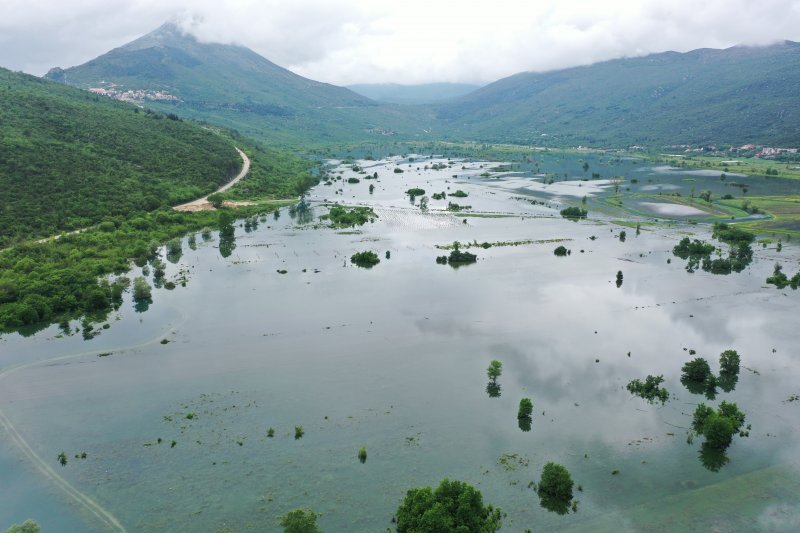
<box><xmin>537</xmin><ymin>462</ymin><xmax>574</xmax><ymax>515</ymax></box>
<box><xmin>553</xmin><ymin>245</ymin><xmax>569</xmax><ymax>257</ymax></box>
<box><xmin>279</xmin><ymin>509</ymin><xmax>321</xmax><ymax>533</ymax></box>
<box><xmin>486</xmin><ymin>360</ymin><xmax>502</xmax><ymax>382</ymax></box>
<box><xmin>699</xmin><ymin>190</ymin><xmax>712</xmax><ymax>203</ymax></box>
<box><xmin>681</xmin><ymin>358</ymin><xmax>712</xmax><ymax>383</ymax></box>
<box><xmin>207</xmin><ymin>193</ymin><xmax>224</xmax><ymax>208</ymax></box>
<box><xmin>3</xmin><ymin>520</ymin><xmax>41</xmax><ymax>533</ymax></box>
<box><xmin>518</xmin><ymin>398</ymin><xmax>533</xmax><ymax>419</ymax></box>
<box><xmin>396</xmin><ymin>478</ymin><xmax>502</xmax><ymax>533</ymax></box>
<box><xmin>719</xmin><ymin>350</ymin><xmax>740</xmax><ymax>376</ymax></box>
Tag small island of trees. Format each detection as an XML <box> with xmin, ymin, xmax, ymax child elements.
<box><xmin>350</xmin><ymin>251</ymin><xmax>380</xmax><ymax>268</ymax></box>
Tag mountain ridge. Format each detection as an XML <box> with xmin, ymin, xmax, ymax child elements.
<box><xmin>436</xmin><ymin>40</ymin><xmax>800</xmax><ymax>147</ymax></box>
<box><xmin>45</xmin><ymin>23</ymin><xmax>428</xmax><ymax>145</ymax></box>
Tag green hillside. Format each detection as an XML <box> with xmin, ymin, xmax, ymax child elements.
<box><xmin>436</xmin><ymin>41</ymin><xmax>800</xmax><ymax>147</ymax></box>
<box><xmin>47</xmin><ymin>23</ymin><xmax>432</xmax><ymax>145</ymax></box>
<box><xmin>0</xmin><ymin>67</ymin><xmax>243</xmax><ymax>247</ymax></box>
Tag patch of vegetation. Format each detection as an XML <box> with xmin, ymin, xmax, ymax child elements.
<box><xmin>347</xmin><ymin>177</ymin><xmax>360</xmax><ymax>184</ymax></box>
<box><xmin>626</xmin><ymin>375</ymin><xmax>669</xmax><ymax>405</ymax></box>
<box><xmin>279</xmin><ymin>508</ymin><xmax>321</xmax><ymax>533</ymax></box>
<box><xmin>766</xmin><ymin>263</ymin><xmax>800</xmax><ymax>290</ymax></box>
<box><xmin>673</xmin><ymin>224</ymin><xmax>754</xmax><ymax>274</ymax></box>
<box><xmin>406</xmin><ymin>188</ymin><xmax>426</xmax><ymax>196</ymax></box>
<box><xmin>450</xmin><ymin>190</ymin><xmax>469</xmax><ymax>197</ymax></box>
<box><xmin>358</xmin><ymin>447</ymin><xmax>367</xmax><ymax>464</ymax></box>
<box><xmin>0</xmin><ymin>204</ymin><xmax>280</xmax><ymax>332</ymax></box>
<box><xmin>326</xmin><ymin>206</ymin><xmax>377</xmax><ymax>228</ymax></box>
<box><xmin>537</xmin><ymin>462</ymin><xmax>575</xmax><ymax>515</ymax></box>
<box><xmin>3</xmin><ymin>520</ymin><xmax>41</xmax><ymax>533</ymax></box>
<box><xmin>560</xmin><ymin>207</ymin><xmax>588</xmax><ymax>220</ymax></box>
<box><xmin>447</xmin><ymin>202</ymin><xmax>472</xmax><ymax>212</ymax></box>
<box><xmin>350</xmin><ymin>251</ymin><xmax>380</xmax><ymax>268</ymax></box>
<box><xmin>447</xmin><ymin>249</ymin><xmax>477</xmax><ymax>265</ymax></box>
<box><xmin>553</xmin><ymin>245</ymin><xmax>570</xmax><ymax>256</ymax></box>
<box><xmin>294</xmin><ymin>425</ymin><xmax>304</xmax><ymax>439</ymax></box>
<box><xmin>396</xmin><ymin>478</ymin><xmax>502</xmax><ymax>532</ymax></box>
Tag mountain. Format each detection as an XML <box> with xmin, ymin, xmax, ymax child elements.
<box><xmin>0</xmin><ymin>67</ymin><xmax>242</xmax><ymax>247</ymax></box>
<box><xmin>46</xmin><ymin>23</ymin><xmax>430</xmax><ymax>145</ymax></box>
<box><xmin>347</xmin><ymin>83</ymin><xmax>481</xmax><ymax>104</ymax></box>
<box><xmin>436</xmin><ymin>41</ymin><xmax>800</xmax><ymax>147</ymax></box>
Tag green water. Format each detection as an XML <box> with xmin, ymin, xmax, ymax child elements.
<box><xmin>1</xmin><ymin>155</ymin><xmax>799</xmax><ymax>532</ymax></box>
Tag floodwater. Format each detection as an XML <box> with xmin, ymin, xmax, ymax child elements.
<box><xmin>1</xmin><ymin>155</ymin><xmax>799</xmax><ymax>532</ymax></box>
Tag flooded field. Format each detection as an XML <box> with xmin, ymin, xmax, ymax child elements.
<box><xmin>1</xmin><ymin>154</ymin><xmax>799</xmax><ymax>532</ymax></box>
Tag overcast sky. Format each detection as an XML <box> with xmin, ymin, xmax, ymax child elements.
<box><xmin>2</xmin><ymin>0</ymin><xmax>799</xmax><ymax>85</ymax></box>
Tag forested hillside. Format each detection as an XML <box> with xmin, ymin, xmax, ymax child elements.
<box><xmin>0</xmin><ymin>67</ymin><xmax>242</xmax><ymax>247</ymax></box>
<box><xmin>437</xmin><ymin>41</ymin><xmax>800</xmax><ymax>147</ymax></box>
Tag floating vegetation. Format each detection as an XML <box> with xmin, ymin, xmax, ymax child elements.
<box><xmin>406</xmin><ymin>188</ymin><xmax>426</xmax><ymax>197</ymax></box>
<box><xmin>450</xmin><ymin>190</ymin><xmax>469</xmax><ymax>198</ymax></box>
<box><xmin>294</xmin><ymin>425</ymin><xmax>304</xmax><ymax>440</ymax></box>
<box><xmin>616</xmin><ymin>270</ymin><xmax>624</xmax><ymax>288</ymax></box>
<box><xmin>57</xmin><ymin>452</ymin><xmax>67</xmax><ymax>466</ymax></box>
<box><xmin>358</xmin><ymin>447</ymin><xmax>367</xmax><ymax>464</ymax></box>
<box><xmin>435</xmin><ymin>238</ymin><xmax>569</xmax><ymax>250</ymax></box>
<box><xmin>626</xmin><ymin>375</ymin><xmax>669</xmax><ymax>405</ymax></box>
<box><xmin>350</xmin><ymin>251</ymin><xmax>380</xmax><ymax>268</ymax></box>
<box><xmin>498</xmin><ymin>453</ymin><xmax>529</xmax><ymax>471</ymax></box>
<box><xmin>267</xmin><ymin>427</ymin><xmax>275</xmax><ymax>438</ymax></box>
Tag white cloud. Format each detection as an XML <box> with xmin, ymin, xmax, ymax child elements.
<box><xmin>1</xmin><ymin>0</ymin><xmax>799</xmax><ymax>84</ymax></box>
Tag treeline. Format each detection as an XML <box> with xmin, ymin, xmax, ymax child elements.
<box><xmin>0</xmin><ymin>206</ymin><xmax>267</xmax><ymax>332</ymax></box>
<box><xmin>0</xmin><ymin>68</ymin><xmax>241</xmax><ymax>246</ymax></box>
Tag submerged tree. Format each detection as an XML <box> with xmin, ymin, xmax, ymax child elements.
<box><xmin>279</xmin><ymin>508</ymin><xmax>321</xmax><ymax>533</ymax></box>
<box><xmin>626</xmin><ymin>375</ymin><xmax>669</xmax><ymax>405</ymax></box>
<box><xmin>396</xmin><ymin>478</ymin><xmax>502</xmax><ymax>533</ymax></box>
<box><xmin>487</xmin><ymin>360</ymin><xmax>503</xmax><ymax>382</ymax></box>
<box><xmin>691</xmin><ymin>401</ymin><xmax>748</xmax><ymax>471</ymax></box>
<box><xmin>537</xmin><ymin>462</ymin><xmax>574</xmax><ymax>515</ymax></box>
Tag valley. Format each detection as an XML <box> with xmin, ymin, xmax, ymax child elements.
<box><xmin>1</xmin><ymin>15</ymin><xmax>799</xmax><ymax>533</ymax></box>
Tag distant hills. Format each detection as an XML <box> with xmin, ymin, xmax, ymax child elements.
<box><xmin>435</xmin><ymin>41</ymin><xmax>800</xmax><ymax>147</ymax></box>
<box><xmin>347</xmin><ymin>83</ymin><xmax>481</xmax><ymax>104</ymax></box>
<box><xmin>46</xmin><ymin>23</ymin><xmax>431</xmax><ymax>145</ymax></box>
<box><xmin>45</xmin><ymin>24</ymin><xmax>800</xmax><ymax>148</ymax></box>
<box><xmin>0</xmin><ymin>67</ymin><xmax>241</xmax><ymax>246</ymax></box>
